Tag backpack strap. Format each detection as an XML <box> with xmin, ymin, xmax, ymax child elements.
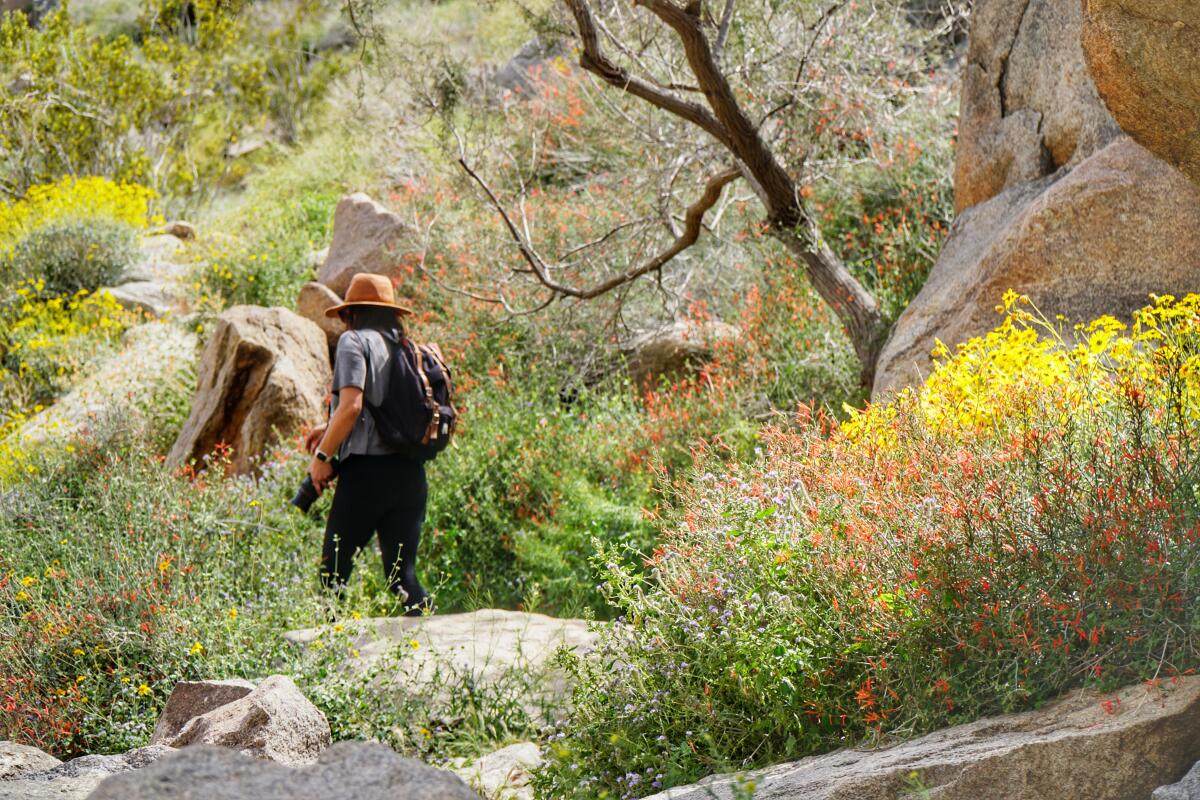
<box><xmin>406</xmin><ymin>340</ymin><xmax>440</xmax><ymax>444</ymax></box>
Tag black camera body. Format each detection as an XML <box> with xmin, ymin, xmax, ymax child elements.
<box><xmin>291</xmin><ymin>457</ymin><xmax>338</xmax><ymax>514</ymax></box>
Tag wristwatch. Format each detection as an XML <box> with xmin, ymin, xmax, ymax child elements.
<box><xmin>315</xmin><ymin>449</ymin><xmax>333</xmax><ymax>463</ymax></box>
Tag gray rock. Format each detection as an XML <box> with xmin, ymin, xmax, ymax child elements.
<box><xmin>644</xmin><ymin>677</ymin><xmax>1200</xmax><ymax>800</ymax></box>
<box><xmin>164</xmin><ymin>220</ymin><xmax>196</xmax><ymax>241</ymax></box>
<box><xmin>105</xmin><ymin>281</ymin><xmax>181</xmax><ymax>319</ymax></box>
<box><xmin>622</xmin><ymin>320</ymin><xmax>740</xmax><ymax>386</ymax></box>
<box><xmin>86</xmin><ymin>742</ymin><xmax>480</xmax><ymax>800</ymax></box>
<box><xmin>285</xmin><ymin>609</ymin><xmax>597</xmax><ymax>720</ymax></box>
<box><xmin>317</xmin><ymin>193</ymin><xmax>416</xmax><ymax>297</ymax></box>
<box><xmin>150</xmin><ymin>679</ymin><xmax>256</xmax><ymax>745</ymax></box>
<box><xmin>1155</xmin><ymin>760</ymin><xmax>1200</xmax><ymax>800</ymax></box>
<box><xmin>954</xmin><ymin>0</ymin><xmax>1121</xmax><ymax>211</ymax></box>
<box><xmin>167</xmin><ymin>305</ymin><xmax>331</xmax><ymax>474</ymax></box>
<box><xmin>0</xmin><ymin>745</ymin><xmax>172</xmax><ymax>800</ymax></box>
<box><xmin>157</xmin><ymin>675</ymin><xmax>330</xmax><ymax>766</ymax></box>
<box><xmin>0</xmin><ymin>741</ymin><xmax>60</xmax><ymax>780</ymax></box>
<box><xmin>452</xmin><ymin>742</ymin><xmax>540</xmax><ymax>800</ymax></box>
<box><xmin>494</xmin><ymin>37</ymin><xmax>569</xmax><ymax>94</ymax></box>
<box><xmin>874</xmin><ymin>137</ymin><xmax>1200</xmax><ymax>394</ymax></box>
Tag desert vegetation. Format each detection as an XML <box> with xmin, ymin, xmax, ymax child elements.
<box><xmin>1</xmin><ymin>0</ymin><xmax>1197</xmax><ymax>797</ymax></box>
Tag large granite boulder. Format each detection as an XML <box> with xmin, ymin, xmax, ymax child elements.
<box><xmin>154</xmin><ymin>675</ymin><xmax>330</xmax><ymax>767</ymax></box>
<box><xmin>317</xmin><ymin>193</ymin><xmax>415</xmax><ymax>297</ymax></box>
<box><xmin>1082</xmin><ymin>0</ymin><xmax>1200</xmax><ymax>184</ymax></box>
<box><xmin>874</xmin><ymin>137</ymin><xmax>1200</xmax><ymax>394</ymax></box>
<box><xmin>0</xmin><ymin>741</ymin><xmax>59</xmax><ymax>780</ymax></box>
<box><xmin>644</xmin><ymin>676</ymin><xmax>1200</xmax><ymax>800</ymax></box>
<box><xmin>150</xmin><ymin>679</ymin><xmax>256</xmax><ymax>744</ymax></box>
<box><xmin>86</xmin><ymin>742</ymin><xmax>480</xmax><ymax>800</ymax></box>
<box><xmin>954</xmin><ymin>0</ymin><xmax>1121</xmax><ymax>211</ymax></box>
<box><xmin>285</xmin><ymin>609</ymin><xmax>597</xmax><ymax>719</ymax></box>
<box><xmin>1156</xmin><ymin>760</ymin><xmax>1200</xmax><ymax>800</ymax></box>
<box><xmin>0</xmin><ymin>745</ymin><xmax>173</xmax><ymax>800</ymax></box>
<box><xmin>167</xmin><ymin>306</ymin><xmax>330</xmax><ymax>474</ymax></box>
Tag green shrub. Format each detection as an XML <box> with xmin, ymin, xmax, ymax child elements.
<box><xmin>10</xmin><ymin>218</ymin><xmax>139</xmax><ymax>295</ymax></box>
<box><xmin>536</xmin><ymin>295</ymin><xmax>1200</xmax><ymax>798</ymax></box>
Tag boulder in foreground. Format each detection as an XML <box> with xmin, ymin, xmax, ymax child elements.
<box><xmin>0</xmin><ymin>745</ymin><xmax>172</xmax><ymax>800</ymax></box>
<box><xmin>86</xmin><ymin>742</ymin><xmax>480</xmax><ymax>800</ymax></box>
<box><xmin>1082</xmin><ymin>0</ymin><xmax>1200</xmax><ymax>185</ymax></box>
<box><xmin>643</xmin><ymin>676</ymin><xmax>1200</xmax><ymax>800</ymax></box>
<box><xmin>1155</xmin><ymin>760</ymin><xmax>1200</xmax><ymax>800</ymax></box>
<box><xmin>167</xmin><ymin>305</ymin><xmax>330</xmax><ymax>474</ymax></box>
<box><xmin>0</xmin><ymin>741</ymin><xmax>60</xmax><ymax>780</ymax></box>
<box><xmin>155</xmin><ymin>675</ymin><xmax>330</xmax><ymax>767</ymax></box>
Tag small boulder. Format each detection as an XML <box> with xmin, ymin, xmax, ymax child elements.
<box><xmin>150</xmin><ymin>679</ymin><xmax>256</xmax><ymax>745</ymax></box>
<box><xmin>86</xmin><ymin>742</ymin><xmax>480</xmax><ymax>800</ymax></box>
<box><xmin>453</xmin><ymin>742</ymin><xmax>540</xmax><ymax>800</ymax></box>
<box><xmin>297</xmin><ymin>281</ymin><xmax>347</xmax><ymax>352</ymax></box>
<box><xmin>157</xmin><ymin>675</ymin><xmax>330</xmax><ymax>767</ymax></box>
<box><xmin>643</xmin><ymin>676</ymin><xmax>1200</xmax><ymax>800</ymax></box>
<box><xmin>164</xmin><ymin>220</ymin><xmax>197</xmax><ymax>241</ymax></box>
<box><xmin>874</xmin><ymin>137</ymin><xmax>1200</xmax><ymax>395</ymax></box>
<box><xmin>494</xmin><ymin>36</ymin><xmax>569</xmax><ymax>94</ymax></box>
<box><xmin>622</xmin><ymin>320</ymin><xmax>739</xmax><ymax>386</ymax></box>
<box><xmin>1155</xmin><ymin>760</ymin><xmax>1200</xmax><ymax>800</ymax></box>
<box><xmin>0</xmin><ymin>741</ymin><xmax>60</xmax><ymax>780</ymax></box>
<box><xmin>105</xmin><ymin>280</ymin><xmax>181</xmax><ymax>319</ymax></box>
<box><xmin>0</xmin><ymin>745</ymin><xmax>172</xmax><ymax>800</ymax></box>
<box><xmin>167</xmin><ymin>306</ymin><xmax>331</xmax><ymax>474</ymax></box>
<box><xmin>1082</xmin><ymin>0</ymin><xmax>1200</xmax><ymax>185</ymax></box>
<box><xmin>317</xmin><ymin>193</ymin><xmax>415</xmax><ymax>297</ymax></box>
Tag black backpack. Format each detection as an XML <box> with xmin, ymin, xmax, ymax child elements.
<box><xmin>361</xmin><ymin>331</ymin><xmax>457</xmax><ymax>461</ymax></box>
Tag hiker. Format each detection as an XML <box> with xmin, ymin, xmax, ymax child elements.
<box><xmin>303</xmin><ymin>273</ymin><xmax>437</xmax><ymax>615</ymax></box>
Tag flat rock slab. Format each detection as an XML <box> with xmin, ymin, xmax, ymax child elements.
<box><xmin>285</xmin><ymin>610</ymin><xmax>597</xmax><ymax>717</ymax></box>
<box><xmin>86</xmin><ymin>742</ymin><xmax>480</xmax><ymax>800</ymax></box>
<box><xmin>643</xmin><ymin>677</ymin><xmax>1200</xmax><ymax>800</ymax></box>
<box><xmin>0</xmin><ymin>741</ymin><xmax>60</xmax><ymax>780</ymax></box>
<box><xmin>0</xmin><ymin>745</ymin><xmax>172</xmax><ymax>800</ymax></box>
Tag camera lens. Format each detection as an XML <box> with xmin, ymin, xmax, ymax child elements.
<box><xmin>290</xmin><ymin>475</ymin><xmax>319</xmax><ymax>514</ymax></box>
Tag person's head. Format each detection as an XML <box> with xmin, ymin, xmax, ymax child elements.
<box><xmin>324</xmin><ymin>273</ymin><xmax>413</xmax><ymax>332</ymax></box>
<box><xmin>339</xmin><ymin>305</ymin><xmax>405</xmax><ymax>333</ymax></box>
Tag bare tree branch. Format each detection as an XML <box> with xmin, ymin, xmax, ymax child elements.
<box><xmin>460</xmin><ymin>156</ymin><xmax>740</xmax><ymax>300</ymax></box>
<box><xmin>564</xmin><ymin>0</ymin><xmax>735</xmax><ymax>150</ymax></box>
<box><xmin>713</xmin><ymin>0</ymin><xmax>736</xmax><ymax>62</ymax></box>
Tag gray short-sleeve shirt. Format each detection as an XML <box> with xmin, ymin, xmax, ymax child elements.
<box><xmin>331</xmin><ymin>328</ymin><xmax>401</xmax><ymax>460</ymax></box>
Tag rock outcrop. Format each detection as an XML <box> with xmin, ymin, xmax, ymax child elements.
<box><xmin>1081</xmin><ymin>0</ymin><xmax>1200</xmax><ymax>185</ymax></box>
<box><xmin>86</xmin><ymin>742</ymin><xmax>480</xmax><ymax>800</ymax></box>
<box><xmin>0</xmin><ymin>742</ymin><xmax>59</xmax><ymax>780</ymax></box>
<box><xmin>167</xmin><ymin>306</ymin><xmax>330</xmax><ymax>474</ymax></box>
<box><xmin>317</xmin><ymin>193</ymin><xmax>415</xmax><ymax>297</ymax></box>
<box><xmin>623</xmin><ymin>320</ymin><xmax>740</xmax><ymax>386</ymax></box>
<box><xmin>150</xmin><ymin>679</ymin><xmax>257</xmax><ymax>745</ymax></box>
<box><xmin>1155</xmin><ymin>760</ymin><xmax>1200</xmax><ymax>800</ymax></box>
<box><xmin>875</xmin><ymin>137</ymin><xmax>1200</xmax><ymax>394</ymax></box>
<box><xmin>644</xmin><ymin>676</ymin><xmax>1200</xmax><ymax>800</ymax></box>
<box><xmin>0</xmin><ymin>745</ymin><xmax>172</xmax><ymax>800</ymax></box>
<box><xmin>954</xmin><ymin>0</ymin><xmax>1121</xmax><ymax>212</ymax></box>
<box><xmin>285</xmin><ymin>609</ymin><xmax>597</xmax><ymax>719</ymax></box>
<box><xmin>154</xmin><ymin>675</ymin><xmax>330</xmax><ymax>766</ymax></box>
<box><xmin>297</xmin><ymin>281</ymin><xmax>346</xmax><ymax>352</ymax></box>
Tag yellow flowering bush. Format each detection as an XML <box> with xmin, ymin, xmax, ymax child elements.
<box><xmin>0</xmin><ymin>176</ymin><xmax>155</xmax><ymax>253</ymax></box>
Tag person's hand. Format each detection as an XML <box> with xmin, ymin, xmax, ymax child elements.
<box><xmin>304</xmin><ymin>425</ymin><xmax>328</xmax><ymax>454</ymax></box>
<box><xmin>308</xmin><ymin>456</ymin><xmax>335</xmax><ymax>492</ymax></box>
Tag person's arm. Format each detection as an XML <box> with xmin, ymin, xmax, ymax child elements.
<box><xmin>308</xmin><ymin>387</ymin><xmax>363</xmax><ymax>490</ymax></box>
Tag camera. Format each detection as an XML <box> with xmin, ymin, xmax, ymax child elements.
<box><xmin>290</xmin><ymin>459</ymin><xmax>338</xmax><ymax>514</ymax></box>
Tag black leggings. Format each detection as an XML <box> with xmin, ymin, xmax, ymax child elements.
<box><xmin>320</xmin><ymin>453</ymin><xmax>429</xmax><ymax>611</ymax></box>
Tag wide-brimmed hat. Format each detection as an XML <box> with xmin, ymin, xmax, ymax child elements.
<box><xmin>325</xmin><ymin>273</ymin><xmax>414</xmax><ymax>318</ymax></box>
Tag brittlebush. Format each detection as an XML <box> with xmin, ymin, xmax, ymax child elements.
<box><xmin>538</xmin><ymin>292</ymin><xmax>1200</xmax><ymax>800</ymax></box>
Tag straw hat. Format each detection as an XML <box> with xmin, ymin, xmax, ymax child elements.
<box><xmin>325</xmin><ymin>273</ymin><xmax>414</xmax><ymax>318</ymax></box>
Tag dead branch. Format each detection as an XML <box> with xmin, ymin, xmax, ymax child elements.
<box><xmin>459</xmin><ymin>157</ymin><xmax>739</xmax><ymax>300</ymax></box>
